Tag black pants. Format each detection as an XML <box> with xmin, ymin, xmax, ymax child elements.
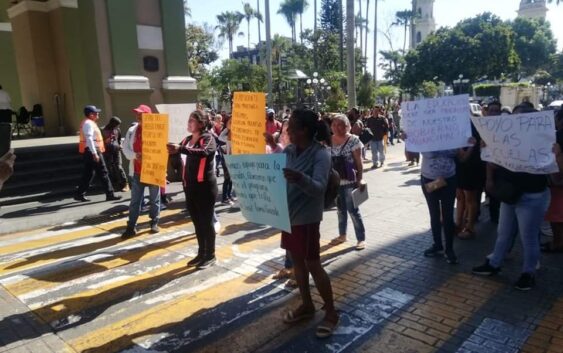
<box><xmin>221</xmin><ymin>156</ymin><xmax>232</xmax><ymax>201</ymax></box>
<box><xmin>185</xmin><ymin>181</ymin><xmax>218</xmax><ymax>259</ymax></box>
<box><xmin>76</xmin><ymin>149</ymin><xmax>114</xmax><ymax>197</ymax></box>
<box><xmin>103</xmin><ymin>149</ymin><xmax>128</xmax><ymax>190</ymax></box>
<box><xmin>421</xmin><ymin>176</ymin><xmax>457</xmax><ymax>251</ymax></box>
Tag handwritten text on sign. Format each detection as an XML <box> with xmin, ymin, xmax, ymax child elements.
<box><xmin>402</xmin><ymin>94</ymin><xmax>472</xmax><ymax>153</ymax></box>
<box><xmin>231</xmin><ymin>92</ymin><xmax>266</xmax><ymax>154</ymax></box>
<box><xmin>141</xmin><ymin>114</ymin><xmax>169</xmax><ymax>187</ymax></box>
<box><xmin>225</xmin><ymin>154</ymin><xmax>290</xmax><ymax>232</ymax></box>
<box><xmin>155</xmin><ymin>103</ymin><xmax>197</xmax><ymax>143</ymax></box>
<box><xmin>471</xmin><ymin>112</ymin><xmax>558</xmax><ymax>174</ymax></box>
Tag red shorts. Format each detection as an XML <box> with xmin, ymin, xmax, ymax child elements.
<box><xmin>281</xmin><ymin>222</ymin><xmax>321</xmax><ymax>261</ymax></box>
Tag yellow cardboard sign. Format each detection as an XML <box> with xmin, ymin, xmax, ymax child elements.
<box><xmin>140</xmin><ymin>113</ymin><xmax>169</xmax><ymax>187</ymax></box>
<box><xmin>231</xmin><ymin>92</ymin><xmax>267</xmax><ymax>154</ymax></box>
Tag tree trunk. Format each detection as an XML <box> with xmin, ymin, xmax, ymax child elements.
<box><xmin>314</xmin><ymin>0</ymin><xmax>317</xmax><ymax>69</ymax></box>
<box><xmin>248</xmin><ymin>19</ymin><xmax>251</xmax><ymax>51</ymax></box>
<box><xmin>265</xmin><ymin>0</ymin><xmax>273</xmax><ymax>106</ymax></box>
<box><xmin>340</xmin><ymin>0</ymin><xmax>344</xmax><ymax>71</ymax></box>
<box><xmin>359</xmin><ymin>0</ymin><xmax>363</xmax><ymax>55</ymax></box>
<box><xmin>403</xmin><ymin>22</ymin><xmax>407</xmax><ymax>53</ymax></box>
<box><xmin>300</xmin><ymin>13</ymin><xmax>303</xmax><ymax>44</ymax></box>
<box><xmin>257</xmin><ymin>0</ymin><xmax>262</xmax><ymax>44</ymax></box>
<box><xmin>373</xmin><ymin>0</ymin><xmax>378</xmax><ymax>83</ymax></box>
<box><xmin>365</xmin><ymin>0</ymin><xmax>370</xmax><ymax>69</ymax></box>
<box><xmin>346</xmin><ymin>0</ymin><xmax>356</xmax><ymax>108</ymax></box>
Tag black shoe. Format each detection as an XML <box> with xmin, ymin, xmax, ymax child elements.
<box><xmin>423</xmin><ymin>245</ymin><xmax>444</xmax><ymax>258</ymax></box>
<box><xmin>197</xmin><ymin>257</ymin><xmax>216</xmax><ymax>269</ymax></box>
<box><xmin>187</xmin><ymin>255</ymin><xmax>203</xmax><ymax>267</ymax></box>
<box><xmin>514</xmin><ymin>273</ymin><xmax>535</xmax><ymax>291</ymax></box>
<box><xmin>445</xmin><ymin>250</ymin><xmax>458</xmax><ymax>264</ymax></box>
<box><xmin>121</xmin><ymin>227</ymin><xmax>137</xmax><ymax>239</ymax></box>
<box><xmin>106</xmin><ymin>194</ymin><xmax>122</xmax><ymax>201</ymax></box>
<box><xmin>149</xmin><ymin>222</ymin><xmax>160</xmax><ymax>234</ymax></box>
<box><xmin>472</xmin><ymin>260</ymin><xmax>501</xmax><ymax>276</ymax></box>
<box><xmin>74</xmin><ymin>194</ymin><xmax>90</xmax><ymax>202</ymax></box>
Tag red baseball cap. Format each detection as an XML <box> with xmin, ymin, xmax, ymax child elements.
<box><xmin>133</xmin><ymin>104</ymin><xmax>152</xmax><ymax>114</ymax></box>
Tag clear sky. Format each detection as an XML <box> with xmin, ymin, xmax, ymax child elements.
<box><xmin>187</xmin><ymin>0</ymin><xmax>563</xmax><ymax>78</ymax></box>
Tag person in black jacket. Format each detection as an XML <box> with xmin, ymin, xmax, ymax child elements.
<box><xmin>167</xmin><ymin>110</ymin><xmax>218</xmax><ymax>269</ymax></box>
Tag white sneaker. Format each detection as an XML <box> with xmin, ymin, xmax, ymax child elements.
<box><xmin>356</xmin><ymin>241</ymin><xmax>366</xmax><ymax>250</ymax></box>
<box><xmin>214</xmin><ymin>221</ymin><xmax>221</xmax><ymax>234</ymax></box>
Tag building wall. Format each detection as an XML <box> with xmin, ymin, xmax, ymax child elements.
<box><xmin>0</xmin><ymin>1</ymin><xmax>22</xmax><ymax>111</ymax></box>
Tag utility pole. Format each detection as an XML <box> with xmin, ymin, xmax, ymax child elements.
<box><xmin>265</xmin><ymin>0</ymin><xmax>273</xmax><ymax>107</ymax></box>
<box><xmin>314</xmin><ymin>0</ymin><xmax>317</xmax><ymax>69</ymax></box>
<box><xmin>339</xmin><ymin>0</ymin><xmax>344</xmax><ymax>71</ymax></box>
<box><xmin>346</xmin><ymin>0</ymin><xmax>356</xmax><ymax>108</ymax></box>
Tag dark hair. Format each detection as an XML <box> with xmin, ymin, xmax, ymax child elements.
<box><xmin>513</xmin><ymin>103</ymin><xmax>537</xmax><ymax>114</ymax></box>
<box><xmin>556</xmin><ymin>109</ymin><xmax>563</xmax><ymax>121</ymax></box>
<box><xmin>487</xmin><ymin>99</ymin><xmax>502</xmax><ymax>109</ymax></box>
<box><xmin>291</xmin><ymin>109</ymin><xmax>332</xmax><ymax>147</ymax></box>
<box><xmin>189</xmin><ymin>110</ymin><xmax>208</xmax><ymax>132</ymax></box>
<box><xmin>104</xmin><ymin>116</ymin><xmax>121</xmax><ymax>130</ymax></box>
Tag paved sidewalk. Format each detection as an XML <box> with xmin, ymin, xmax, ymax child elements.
<box><xmin>0</xmin><ymin>145</ymin><xmax>562</xmax><ymax>353</ymax></box>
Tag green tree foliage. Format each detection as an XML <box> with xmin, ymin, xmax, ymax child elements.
<box><xmin>375</xmin><ymin>85</ymin><xmax>399</xmax><ymax>105</ymax></box>
<box><xmin>421</xmin><ymin>81</ymin><xmax>438</xmax><ymax>98</ymax></box>
<box><xmin>186</xmin><ymin>24</ymin><xmax>219</xmax><ymax>79</ymax></box>
<box><xmin>320</xmin><ymin>0</ymin><xmax>342</xmax><ymax>33</ymax></box>
<box><xmin>216</xmin><ymin>11</ymin><xmax>244</xmax><ymax>56</ymax></box>
<box><xmin>550</xmin><ymin>52</ymin><xmax>563</xmax><ymax>82</ymax></box>
<box><xmin>210</xmin><ymin>60</ymin><xmax>267</xmax><ymax>100</ymax></box>
<box><xmin>278</xmin><ymin>0</ymin><xmax>299</xmax><ymax>43</ymax></box>
<box><xmin>242</xmin><ymin>3</ymin><xmax>262</xmax><ymax>50</ymax></box>
<box><xmin>509</xmin><ymin>18</ymin><xmax>557</xmax><ymax>77</ymax></box>
<box><xmin>357</xmin><ymin>73</ymin><xmax>376</xmax><ymax>108</ymax></box>
<box><xmin>378</xmin><ymin>50</ymin><xmax>406</xmax><ymax>85</ymax></box>
<box><xmin>401</xmin><ymin>13</ymin><xmax>519</xmax><ymax>92</ymax></box>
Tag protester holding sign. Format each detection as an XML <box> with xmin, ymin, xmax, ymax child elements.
<box><xmin>541</xmin><ymin>109</ymin><xmax>563</xmax><ymax>253</ymax></box>
<box><xmin>472</xmin><ymin>103</ymin><xmax>552</xmax><ymax>291</ymax></box>
<box><xmin>328</xmin><ymin>114</ymin><xmax>367</xmax><ymax>251</ymax></box>
<box><xmin>281</xmin><ymin>109</ymin><xmax>338</xmax><ymax>338</ymax></box>
<box><xmin>122</xmin><ymin>105</ymin><xmax>161</xmax><ymax>239</ymax></box>
<box><xmin>168</xmin><ymin>110</ymin><xmax>218</xmax><ymax>270</ymax></box>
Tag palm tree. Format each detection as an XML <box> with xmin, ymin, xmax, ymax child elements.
<box><xmin>271</xmin><ymin>34</ymin><xmax>291</xmax><ymax>64</ymax></box>
<box><xmin>295</xmin><ymin>0</ymin><xmax>309</xmax><ymax>44</ymax></box>
<box><xmin>243</xmin><ymin>3</ymin><xmax>257</xmax><ymax>50</ymax></box>
<box><xmin>278</xmin><ymin>0</ymin><xmax>298</xmax><ymax>43</ymax></box>
<box><xmin>183</xmin><ymin>0</ymin><xmax>191</xmax><ymax>17</ymax></box>
<box><xmin>346</xmin><ymin>0</ymin><xmax>356</xmax><ymax>107</ymax></box>
<box><xmin>216</xmin><ymin>11</ymin><xmax>244</xmax><ymax>57</ymax></box>
<box><xmin>364</xmin><ymin>0</ymin><xmax>370</xmax><ymax>63</ymax></box>
<box><xmin>358</xmin><ymin>0</ymin><xmax>363</xmax><ymax>55</ymax></box>
<box><xmin>393</xmin><ymin>9</ymin><xmax>415</xmax><ymax>53</ymax></box>
<box><xmin>373</xmin><ymin>0</ymin><xmax>378</xmax><ymax>83</ymax></box>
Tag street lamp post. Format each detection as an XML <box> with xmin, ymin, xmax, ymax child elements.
<box><xmin>306</xmin><ymin>72</ymin><xmax>330</xmax><ymax>112</ymax></box>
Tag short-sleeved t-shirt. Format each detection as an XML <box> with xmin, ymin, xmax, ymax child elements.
<box><xmin>421</xmin><ymin>150</ymin><xmax>458</xmax><ymax>180</ymax></box>
<box><xmin>331</xmin><ymin>135</ymin><xmax>363</xmax><ymax>185</ymax></box>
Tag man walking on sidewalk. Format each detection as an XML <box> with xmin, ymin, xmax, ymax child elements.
<box><xmin>74</xmin><ymin>105</ymin><xmax>121</xmax><ymax>202</ymax></box>
<box><xmin>121</xmin><ymin>104</ymin><xmax>160</xmax><ymax>238</ymax></box>
<box><xmin>366</xmin><ymin>105</ymin><xmax>389</xmax><ymax>169</ymax></box>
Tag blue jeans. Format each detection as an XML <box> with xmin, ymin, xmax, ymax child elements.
<box><xmin>337</xmin><ymin>184</ymin><xmax>366</xmax><ymax>242</ymax></box>
<box><xmin>489</xmin><ymin>189</ymin><xmax>550</xmax><ymax>274</ymax></box>
<box><xmin>370</xmin><ymin>140</ymin><xmax>385</xmax><ymax>165</ymax></box>
<box><xmin>128</xmin><ymin>174</ymin><xmax>160</xmax><ymax>228</ymax></box>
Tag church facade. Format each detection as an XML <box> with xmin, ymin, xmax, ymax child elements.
<box><xmin>0</xmin><ymin>0</ymin><xmax>197</xmax><ymax>137</ymax></box>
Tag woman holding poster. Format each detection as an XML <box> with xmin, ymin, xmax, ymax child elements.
<box><xmin>167</xmin><ymin>111</ymin><xmax>218</xmax><ymax>270</ymax></box>
<box><xmin>472</xmin><ymin>104</ymin><xmax>552</xmax><ymax>291</ymax></box>
<box><xmin>281</xmin><ymin>109</ymin><xmax>339</xmax><ymax>338</ymax></box>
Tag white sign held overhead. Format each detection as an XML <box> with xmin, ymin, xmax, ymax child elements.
<box><xmin>402</xmin><ymin>94</ymin><xmax>472</xmax><ymax>153</ymax></box>
<box><xmin>472</xmin><ymin>112</ymin><xmax>558</xmax><ymax>174</ymax></box>
<box><xmin>156</xmin><ymin>103</ymin><xmax>197</xmax><ymax>144</ymax></box>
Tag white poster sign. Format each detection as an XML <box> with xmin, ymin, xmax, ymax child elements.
<box><xmin>156</xmin><ymin>103</ymin><xmax>197</xmax><ymax>143</ymax></box>
<box><xmin>402</xmin><ymin>94</ymin><xmax>472</xmax><ymax>153</ymax></box>
<box><xmin>471</xmin><ymin>112</ymin><xmax>558</xmax><ymax>174</ymax></box>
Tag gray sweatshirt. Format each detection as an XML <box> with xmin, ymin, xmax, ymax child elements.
<box><xmin>284</xmin><ymin>142</ymin><xmax>330</xmax><ymax>226</ymax></box>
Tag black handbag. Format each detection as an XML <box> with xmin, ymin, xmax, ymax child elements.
<box><xmin>359</xmin><ymin>128</ymin><xmax>374</xmax><ymax>145</ymax></box>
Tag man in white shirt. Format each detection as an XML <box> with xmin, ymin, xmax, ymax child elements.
<box><xmin>0</xmin><ymin>85</ymin><xmax>12</xmax><ymax>124</ymax></box>
<box><xmin>74</xmin><ymin>105</ymin><xmax>121</xmax><ymax>202</ymax></box>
